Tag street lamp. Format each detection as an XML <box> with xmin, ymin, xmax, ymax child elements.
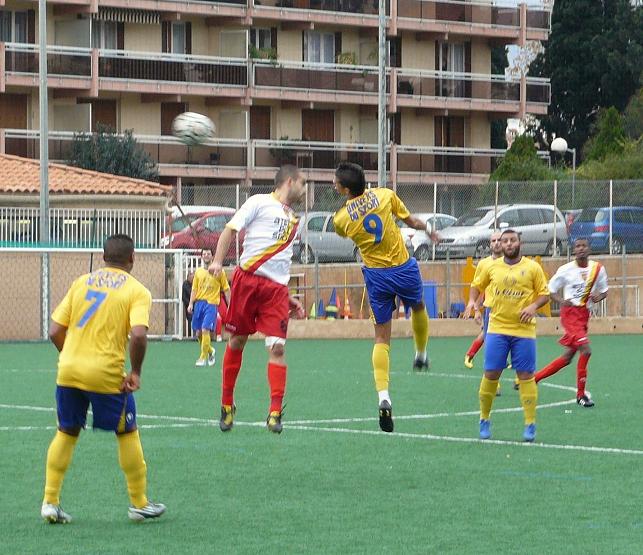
<box><xmin>551</xmin><ymin>137</ymin><xmax>576</xmax><ymax>206</ymax></box>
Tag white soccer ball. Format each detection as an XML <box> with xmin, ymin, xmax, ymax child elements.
<box><xmin>171</xmin><ymin>112</ymin><xmax>215</xmax><ymax>146</ymax></box>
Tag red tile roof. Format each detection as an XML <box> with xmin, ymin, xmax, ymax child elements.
<box><xmin>0</xmin><ymin>154</ymin><xmax>170</xmax><ymax>197</ymax></box>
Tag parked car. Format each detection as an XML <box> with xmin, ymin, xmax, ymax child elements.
<box><xmin>163</xmin><ymin>208</ymin><xmax>243</xmax><ymax>262</ymax></box>
<box><xmin>435</xmin><ymin>204</ymin><xmax>568</xmax><ymax>258</ymax></box>
<box><xmin>397</xmin><ymin>213</ymin><xmax>457</xmax><ymax>261</ymax></box>
<box><xmin>163</xmin><ymin>205</ymin><xmax>229</xmax><ymax>238</ymax></box>
<box><xmin>569</xmin><ymin>206</ymin><xmax>643</xmax><ymax>254</ymax></box>
<box><xmin>292</xmin><ymin>211</ymin><xmax>359</xmax><ymax>264</ymax></box>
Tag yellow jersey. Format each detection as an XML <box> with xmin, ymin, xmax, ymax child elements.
<box><xmin>471</xmin><ymin>256</ymin><xmax>549</xmax><ymax>338</ymax></box>
<box><xmin>333</xmin><ymin>188</ymin><xmax>410</xmax><ymax>268</ymax></box>
<box><xmin>51</xmin><ymin>267</ymin><xmax>152</xmax><ymax>394</ymax></box>
<box><xmin>192</xmin><ymin>267</ymin><xmax>229</xmax><ymax>305</ymax></box>
<box><xmin>474</xmin><ymin>255</ymin><xmax>501</xmax><ymax>308</ymax></box>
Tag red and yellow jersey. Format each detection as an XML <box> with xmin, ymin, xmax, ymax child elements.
<box><xmin>472</xmin><ymin>256</ymin><xmax>549</xmax><ymax>338</ymax></box>
<box><xmin>51</xmin><ymin>267</ymin><xmax>151</xmax><ymax>394</ymax></box>
<box><xmin>548</xmin><ymin>260</ymin><xmax>608</xmax><ymax>308</ymax></box>
<box><xmin>333</xmin><ymin>188</ymin><xmax>410</xmax><ymax>268</ymax></box>
<box><xmin>192</xmin><ymin>267</ymin><xmax>229</xmax><ymax>305</ymax></box>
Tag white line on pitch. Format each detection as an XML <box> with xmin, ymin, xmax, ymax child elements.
<box><xmin>0</xmin><ymin>423</ymin><xmax>212</xmax><ymax>432</ymax></box>
<box><xmin>285</xmin><ymin>424</ymin><xmax>643</xmax><ymax>456</ymax></box>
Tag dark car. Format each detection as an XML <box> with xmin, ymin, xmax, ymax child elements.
<box><xmin>570</xmin><ymin>206</ymin><xmax>643</xmax><ymax>254</ymax></box>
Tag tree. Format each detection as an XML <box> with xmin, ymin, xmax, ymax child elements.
<box><xmin>583</xmin><ymin>107</ymin><xmax>626</xmax><ymax>161</ymax></box>
<box><xmin>489</xmin><ymin>134</ymin><xmax>556</xmax><ymax>182</ymax></box>
<box><xmin>68</xmin><ymin>125</ymin><xmax>159</xmax><ymax>181</ymax></box>
<box><xmin>623</xmin><ymin>87</ymin><xmax>643</xmax><ymax>140</ymax></box>
<box><xmin>531</xmin><ymin>0</ymin><xmax>642</xmax><ymax>155</ymax></box>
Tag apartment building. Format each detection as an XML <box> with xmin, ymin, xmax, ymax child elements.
<box><xmin>0</xmin><ymin>0</ymin><xmax>551</xmax><ymax>203</ymax></box>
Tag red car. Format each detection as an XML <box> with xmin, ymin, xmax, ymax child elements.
<box><xmin>165</xmin><ymin>209</ymin><xmax>243</xmax><ymax>262</ymax></box>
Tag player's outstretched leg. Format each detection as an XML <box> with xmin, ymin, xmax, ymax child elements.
<box><xmin>411</xmin><ymin>305</ymin><xmax>430</xmax><ymax>371</ymax></box>
<box><xmin>42</xmin><ymin>430</ymin><xmax>79</xmax><ymax>523</ymax></box>
<box><xmin>220</xmin><ymin>341</ymin><xmax>244</xmax><ymax>431</ymax></box>
<box><xmin>267</xmin><ymin>361</ymin><xmax>287</xmax><ymax>434</ymax></box>
<box><xmin>478</xmin><ymin>375</ymin><xmax>499</xmax><ymax>439</ymax></box>
<box><xmin>576</xmin><ymin>348</ymin><xmax>594</xmax><ymax>407</ymax></box>
<box><xmin>373</xmin><ymin>342</ymin><xmax>394</xmax><ymax>432</ymax></box>
<box><xmin>464</xmin><ymin>335</ymin><xmax>484</xmax><ymax>369</ymax></box>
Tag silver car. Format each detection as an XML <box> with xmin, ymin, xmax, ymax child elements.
<box><xmin>436</xmin><ymin>204</ymin><xmax>568</xmax><ymax>258</ymax></box>
<box><xmin>398</xmin><ymin>213</ymin><xmax>457</xmax><ymax>261</ymax></box>
<box><xmin>292</xmin><ymin>211</ymin><xmax>359</xmax><ymax>264</ymax></box>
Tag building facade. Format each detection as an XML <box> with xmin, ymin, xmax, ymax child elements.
<box><xmin>0</xmin><ymin>0</ymin><xmax>550</xmax><ymax>202</ymax></box>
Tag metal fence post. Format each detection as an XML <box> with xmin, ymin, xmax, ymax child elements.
<box><xmin>314</xmin><ymin>252</ymin><xmax>320</xmax><ymax>318</ymax></box>
<box><xmin>432</xmin><ymin>181</ymin><xmax>437</xmax><ymax>261</ymax></box>
<box><xmin>552</xmin><ymin>179</ymin><xmax>557</xmax><ymax>257</ymax></box>
<box><xmin>494</xmin><ymin>181</ymin><xmax>499</xmax><ymax>228</ymax></box>
<box><xmin>609</xmin><ymin>179</ymin><xmax>613</xmax><ymax>256</ymax></box>
<box><xmin>621</xmin><ymin>244</ymin><xmax>627</xmax><ymax>317</ymax></box>
<box><xmin>445</xmin><ymin>245</ymin><xmax>451</xmax><ymax>318</ymax></box>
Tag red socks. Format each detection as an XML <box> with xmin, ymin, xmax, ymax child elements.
<box><xmin>535</xmin><ymin>356</ymin><xmax>569</xmax><ymax>383</ymax></box>
<box><xmin>221</xmin><ymin>346</ymin><xmax>243</xmax><ymax>406</ymax></box>
<box><xmin>267</xmin><ymin>362</ymin><xmax>287</xmax><ymax>413</ymax></box>
<box><xmin>577</xmin><ymin>353</ymin><xmax>591</xmax><ymax>398</ymax></box>
<box><xmin>467</xmin><ymin>338</ymin><xmax>484</xmax><ymax>358</ymax></box>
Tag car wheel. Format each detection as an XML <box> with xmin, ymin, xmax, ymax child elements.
<box><xmin>546</xmin><ymin>239</ymin><xmax>562</xmax><ymax>257</ymax></box>
<box><xmin>354</xmin><ymin>248</ymin><xmax>363</xmax><ymax>264</ymax></box>
<box><xmin>475</xmin><ymin>241</ymin><xmax>490</xmax><ymax>259</ymax></box>
<box><xmin>414</xmin><ymin>245</ymin><xmax>431</xmax><ymax>262</ymax></box>
<box><xmin>299</xmin><ymin>245</ymin><xmax>315</xmax><ymax>264</ymax></box>
<box><xmin>611</xmin><ymin>237</ymin><xmax>623</xmax><ymax>255</ymax></box>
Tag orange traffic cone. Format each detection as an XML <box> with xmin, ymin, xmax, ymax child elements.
<box><xmin>342</xmin><ymin>293</ymin><xmax>353</xmax><ymax>319</ymax></box>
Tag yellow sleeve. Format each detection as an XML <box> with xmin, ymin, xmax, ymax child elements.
<box><xmin>389</xmin><ymin>191</ymin><xmax>411</xmax><ymax>220</ymax></box>
<box><xmin>219</xmin><ymin>271</ymin><xmax>230</xmax><ymax>292</ymax></box>
<box><xmin>333</xmin><ymin>212</ymin><xmax>347</xmax><ymax>238</ymax></box>
<box><xmin>130</xmin><ymin>286</ymin><xmax>152</xmax><ymax>328</ymax></box>
<box><xmin>471</xmin><ymin>264</ymin><xmax>490</xmax><ymax>293</ymax></box>
<box><xmin>534</xmin><ymin>265</ymin><xmax>550</xmax><ymax>298</ymax></box>
<box><xmin>51</xmin><ymin>281</ymin><xmax>76</xmax><ymax>327</ymax></box>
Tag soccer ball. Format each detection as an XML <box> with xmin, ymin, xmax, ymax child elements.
<box><xmin>171</xmin><ymin>112</ymin><xmax>215</xmax><ymax>146</ymax></box>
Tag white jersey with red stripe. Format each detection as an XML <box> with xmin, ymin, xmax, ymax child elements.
<box><xmin>226</xmin><ymin>193</ymin><xmax>299</xmax><ymax>286</ymax></box>
<box><xmin>548</xmin><ymin>260</ymin><xmax>608</xmax><ymax>308</ymax></box>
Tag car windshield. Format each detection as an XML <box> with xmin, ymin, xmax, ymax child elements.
<box><xmin>453</xmin><ymin>209</ymin><xmax>493</xmax><ymax>227</ymax></box>
<box><xmin>171</xmin><ymin>215</ymin><xmax>199</xmax><ymax>232</ymax></box>
<box><xmin>576</xmin><ymin>209</ymin><xmax>601</xmax><ymax>223</ymax></box>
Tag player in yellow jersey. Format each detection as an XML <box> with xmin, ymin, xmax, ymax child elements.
<box><xmin>464</xmin><ymin>229</ymin><xmax>549</xmax><ymax>442</ymax></box>
<box><xmin>188</xmin><ymin>248</ymin><xmax>229</xmax><ymax>367</ymax></box>
<box><xmin>333</xmin><ymin>162</ymin><xmax>439</xmax><ymax>432</ymax></box>
<box><xmin>41</xmin><ymin>234</ymin><xmax>165</xmax><ymax>524</ymax></box>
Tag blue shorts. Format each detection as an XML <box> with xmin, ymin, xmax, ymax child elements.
<box><xmin>482</xmin><ymin>308</ymin><xmax>491</xmax><ymax>338</ymax></box>
<box><xmin>55</xmin><ymin>386</ymin><xmax>137</xmax><ymax>433</ymax></box>
<box><xmin>192</xmin><ymin>300</ymin><xmax>217</xmax><ymax>331</ymax></box>
<box><xmin>484</xmin><ymin>334</ymin><xmax>536</xmax><ymax>372</ymax></box>
<box><xmin>362</xmin><ymin>257</ymin><xmax>424</xmax><ymax>324</ymax></box>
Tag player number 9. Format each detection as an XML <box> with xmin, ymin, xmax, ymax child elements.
<box><xmin>363</xmin><ymin>214</ymin><xmax>383</xmax><ymax>244</ymax></box>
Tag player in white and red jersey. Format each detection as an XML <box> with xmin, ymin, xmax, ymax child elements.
<box><xmin>208</xmin><ymin>165</ymin><xmax>306</xmax><ymax>433</ymax></box>
<box><xmin>535</xmin><ymin>238</ymin><xmax>608</xmax><ymax>406</ymax></box>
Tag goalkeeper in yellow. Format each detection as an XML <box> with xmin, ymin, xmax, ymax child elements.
<box><xmin>333</xmin><ymin>162</ymin><xmax>439</xmax><ymax>433</ymax></box>
<box><xmin>464</xmin><ymin>229</ymin><xmax>549</xmax><ymax>442</ymax></box>
<box><xmin>41</xmin><ymin>234</ymin><xmax>165</xmax><ymax>523</ymax></box>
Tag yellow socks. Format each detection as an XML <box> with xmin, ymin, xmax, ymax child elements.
<box><xmin>479</xmin><ymin>376</ymin><xmax>499</xmax><ymax>420</ymax></box>
<box><xmin>411</xmin><ymin>308</ymin><xmax>429</xmax><ymax>357</ymax></box>
<box><xmin>372</xmin><ymin>343</ymin><xmax>390</xmax><ymax>392</ymax></box>
<box><xmin>519</xmin><ymin>377</ymin><xmax>538</xmax><ymax>425</ymax></box>
<box><xmin>117</xmin><ymin>431</ymin><xmax>148</xmax><ymax>509</ymax></box>
<box><xmin>200</xmin><ymin>332</ymin><xmax>212</xmax><ymax>360</ymax></box>
<box><xmin>43</xmin><ymin>431</ymin><xmax>78</xmax><ymax>505</ymax></box>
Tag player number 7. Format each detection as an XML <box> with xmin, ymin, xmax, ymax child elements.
<box><xmin>77</xmin><ymin>289</ymin><xmax>107</xmax><ymax>328</ymax></box>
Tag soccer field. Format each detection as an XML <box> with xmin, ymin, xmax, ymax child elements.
<box><xmin>2</xmin><ymin>336</ymin><xmax>642</xmax><ymax>554</ymax></box>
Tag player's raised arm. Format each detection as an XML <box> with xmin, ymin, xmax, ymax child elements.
<box><xmin>209</xmin><ymin>226</ymin><xmax>236</xmax><ymax>275</ymax></box>
<box><xmin>402</xmin><ymin>214</ymin><xmax>440</xmax><ymax>244</ymax></box>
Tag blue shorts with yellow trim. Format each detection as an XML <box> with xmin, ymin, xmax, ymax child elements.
<box><xmin>55</xmin><ymin>386</ymin><xmax>137</xmax><ymax>433</ymax></box>
<box><xmin>362</xmin><ymin>257</ymin><xmax>424</xmax><ymax>324</ymax></box>
<box><xmin>484</xmin><ymin>333</ymin><xmax>536</xmax><ymax>372</ymax></box>
<box><xmin>192</xmin><ymin>300</ymin><xmax>217</xmax><ymax>331</ymax></box>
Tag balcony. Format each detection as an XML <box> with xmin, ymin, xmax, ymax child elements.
<box><xmin>395</xmin><ymin>69</ymin><xmax>550</xmax><ymax>115</ymax></box>
<box><xmin>252</xmin><ymin>60</ymin><xmax>383</xmax><ymax>105</ymax></box>
<box><xmin>252</xmin><ymin>0</ymin><xmax>382</xmax><ymax>28</ymax></box>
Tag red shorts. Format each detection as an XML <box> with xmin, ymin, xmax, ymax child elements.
<box><xmin>559</xmin><ymin>305</ymin><xmax>590</xmax><ymax>348</ymax></box>
<box><xmin>224</xmin><ymin>267</ymin><xmax>289</xmax><ymax>338</ymax></box>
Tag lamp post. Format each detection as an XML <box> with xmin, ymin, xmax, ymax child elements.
<box><xmin>551</xmin><ymin>137</ymin><xmax>576</xmax><ymax>206</ymax></box>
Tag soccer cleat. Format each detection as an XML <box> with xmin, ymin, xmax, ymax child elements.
<box><xmin>479</xmin><ymin>419</ymin><xmax>491</xmax><ymax>440</ymax></box>
<box><xmin>219</xmin><ymin>404</ymin><xmax>236</xmax><ymax>432</ymax></box>
<box><xmin>195</xmin><ymin>358</ymin><xmax>206</xmax><ymax>367</ymax></box>
<box><xmin>577</xmin><ymin>395</ymin><xmax>595</xmax><ymax>408</ymax></box>
<box><xmin>266</xmin><ymin>410</ymin><xmax>283</xmax><ymax>434</ymax></box>
<box><xmin>207</xmin><ymin>348</ymin><xmax>216</xmax><ymax>367</ymax></box>
<box><xmin>513</xmin><ymin>381</ymin><xmax>520</xmax><ymax>391</ymax></box>
<box><xmin>41</xmin><ymin>503</ymin><xmax>72</xmax><ymax>524</ymax></box>
<box><xmin>523</xmin><ymin>423</ymin><xmax>536</xmax><ymax>442</ymax></box>
<box><xmin>378</xmin><ymin>400</ymin><xmax>394</xmax><ymax>432</ymax></box>
<box><xmin>413</xmin><ymin>356</ymin><xmax>430</xmax><ymax>372</ymax></box>
<box><xmin>495</xmin><ymin>382</ymin><xmax>502</xmax><ymax>397</ymax></box>
<box><xmin>464</xmin><ymin>355</ymin><xmax>474</xmax><ymax>369</ymax></box>
<box><xmin>128</xmin><ymin>502</ymin><xmax>166</xmax><ymax>522</ymax></box>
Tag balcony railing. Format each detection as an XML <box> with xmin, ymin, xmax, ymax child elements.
<box><xmin>4</xmin><ymin>43</ymin><xmax>91</xmax><ymax>78</ymax></box>
<box><xmin>253</xmin><ymin>0</ymin><xmax>384</xmax><ymax>16</ymax></box>
<box><xmin>396</xmin><ymin>69</ymin><xmax>550</xmax><ymax>105</ymax></box>
<box><xmin>253</xmin><ymin>60</ymin><xmax>384</xmax><ymax>95</ymax></box>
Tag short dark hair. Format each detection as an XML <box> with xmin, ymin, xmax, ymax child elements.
<box><xmin>103</xmin><ymin>234</ymin><xmax>134</xmax><ymax>265</ymax></box>
<box><xmin>500</xmin><ymin>228</ymin><xmax>521</xmax><ymax>239</ymax></box>
<box><xmin>201</xmin><ymin>248</ymin><xmax>216</xmax><ymax>256</ymax></box>
<box><xmin>275</xmin><ymin>165</ymin><xmax>301</xmax><ymax>188</ymax></box>
<box><xmin>335</xmin><ymin>162</ymin><xmax>366</xmax><ymax>197</ymax></box>
<box><xmin>573</xmin><ymin>237</ymin><xmax>590</xmax><ymax>246</ymax></box>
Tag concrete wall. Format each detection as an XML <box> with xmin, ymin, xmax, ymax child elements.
<box><xmin>470</xmin><ymin>38</ymin><xmax>491</xmax><ymax>74</ymax></box>
<box><xmin>401</xmin><ymin>110</ymin><xmax>434</xmax><ymax>146</ymax></box>
<box><xmin>402</xmin><ymin>35</ymin><xmax>434</xmax><ymax>71</ymax></box>
<box><xmin>124</xmin><ymin>23</ymin><xmax>161</xmax><ymax>52</ymax></box>
<box><xmin>53</xmin><ymin>102</ymin><xmax>90</xmax><ymax>132</ymax></box>
<box><xmin>120</xmin><ymin>97</ymin><xmax>160</xmax><ymax>135</ymax></box>
<box><xmin>278</xmin><ymin>29</ymin><xmax>302</xmax><ymax>62</ymax></box>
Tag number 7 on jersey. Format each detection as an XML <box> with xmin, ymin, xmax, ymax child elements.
<box><xmin>77</xmin><ymin>290</ymin><xmax>107</xmax><ymax>328</ymax></box>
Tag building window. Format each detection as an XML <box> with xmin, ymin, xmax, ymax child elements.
<box><xmin>250</xmin><ymin>28</ymin><xmax>273</xmax><ymax>50</ymax></box>
<box><xmin>162</xmin><ymin>21</ymin><xmax>192</xmax><ymax>55</ymax></box>
<box><xmin>91</xmin><ymin>20</ymin><xmax>118</xmax><ymax>50</ymax></box>
<box><xmin>304</xmin><ymin>31</ymin><xmax>334</xmax><ymax>64</ymax></box>
<box><xmin>0</xmin><ymin>10</ymin><xmax>28</xmax><ymax>43</ymax></box>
